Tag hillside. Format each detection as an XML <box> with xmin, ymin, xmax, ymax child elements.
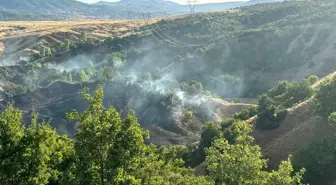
<box><xmin>1</xmin><ymin>1</ymin><xmax>336</xmax><ymax>184</ymax></box>
<box><xmin>0</xmin><ymin>79</ymin><xmax>253</xmax><ymax>145</ymax></box>
<box><xmin>0</xmin><ymin>20</ymin><xmax>154</xmax><ymax>62</ymax></box>
<box><xmin>97</xmin><ymin>0</ymin><xmax>283</xmax><ymax>14</ymax></box>
<box><xmin>0</xmin><ymin>0</ymin><xmax>152</xmax><ymax>20</ymax></box>
<box><xmin>0</xmin><ymin>0</ymin><xmax>335</xmax><ymax>114</ymax></box>
<box><xmin>0</xmin><ymin>0</ymin><xmax>283</xmax><ymax>20</ymax></box>
<box><xmin>1</xmin><ymin>0</ymin><xmax>336</xmax><ymax>128</ymax></box>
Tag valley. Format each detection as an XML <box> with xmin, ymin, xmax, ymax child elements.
<box><xmin>1</xmin><ymin>0</ymin><xmax>336</xmax><ymax>185</ymax></box>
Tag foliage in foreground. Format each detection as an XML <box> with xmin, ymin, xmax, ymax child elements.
<box><xmin>205</xmin><ymin>120</ymin><xmax>306</xmax><ymax>185</ymax></box>
<box><xmin>0</xmin><ymin>87</ymin><xmax>306</xmax><ymax>185</ymax></box>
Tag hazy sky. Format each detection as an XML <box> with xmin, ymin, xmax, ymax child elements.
<box><xmin>78</xmin><ymin>0</ymin><xmax>248</xmax><ymax>4</ymax></box>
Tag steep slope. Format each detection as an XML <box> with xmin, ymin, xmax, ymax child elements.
<box><xmin>251</xmin><ymin>72</ymin><xmax>336</xmax><ymax>169</ymax></box>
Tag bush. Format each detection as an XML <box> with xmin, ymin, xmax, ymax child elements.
<box><xmin>305</xmin><ymin>75</ymin><xmax>319</xmax><ymax>85</ymax></box>
<box><xmin>184</xmin><ymin>110</ymin><xmax>194</xmax><ymax>119</ymax></box>
<box><xmin>233</xmin><ymin>106</ymin><xmax>258</xmax><ymax>120</ymax></box>
<box><xmin>315</xmin><ymin>76</ymin><xmax>336</xmax><ymax>119</ymax></box>
<box><xmin>328</xmin><ymin>112</ymin><xmax>336</xmax><ymax>129</ymax></box>
<box><xmin>255</xmin><ymin>94</ymin><xmax>288</xmax><ymax>130</ymax></box>
<box><xmin>255</xmin><ymin>108</ymin><xmax>287</xmax><ymax>130</ymax></box>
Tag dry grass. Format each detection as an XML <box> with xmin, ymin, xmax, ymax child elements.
<box><xmin>0</xmin><ymin>19</ymin><xmax>158</xmax><ymax>40</ymax></box>
<box><xmin>0</xmin><ymin>19</ymin><xmax>159</xmax><ymax>56</ymax></box>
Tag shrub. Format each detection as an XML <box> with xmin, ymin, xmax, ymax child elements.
<box><xmin>328</xmin><ymin>112</ymin><xmax>336</xmax><ymax>129</ymax></box>
<box><xmin>315</xmin><ymin>76</ymin><xmax>336</xmax><ymax>119</ymax></box>
<box><xmin>255</xmin><ymin>94</ymin><xmax>288</xmax><ymax>130</ymax></box>
<box><xmin>233</xmin><ymin>106</ymin><xmax>258</xmax><ymax>120</ymax></box>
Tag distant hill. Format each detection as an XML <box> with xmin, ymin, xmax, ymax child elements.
<box><xmin>0</xmin><ymin>0</ymin><xmax>143</xmax><ymax>20</ymax></box>
<box><xmin>95</xmin><ymin>0</ymin><xmax>179</xmax><ymax>7</ymax></box>
<box><xmin>0</xmin><ymin>0</ymin><xmax>87</xmax><ymax>12</ymax></box>
<box><xmin>0</xmin><ymin>0</ymin><xmax>283</xmax><ymax>21</ymax></box>
<box><xmin>95</xmin><ymin>0</ymin><xmax>184</xmax><ymax>16</ymax></box>
<box><xmin>96</xmin><ymin>0</ymin><xmax>283</xmax><ymax>15</ymax></box>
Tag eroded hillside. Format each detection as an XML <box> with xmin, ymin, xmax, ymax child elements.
<box><xmin>0</xmin><ymin>20</ymin><xmax>157</xmax><ymax>62</ymax></box>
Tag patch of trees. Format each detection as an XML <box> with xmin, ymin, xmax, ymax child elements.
<box><xmin>256</xmin><ymin>76</ymin><xmax>316</xmax><ymax>130</ymax></box>
<box><xmin>0</xmin><ymin>87</ymin><xmax>307</xmax><ymax>185</ymax></box>
<box><xmin>233</xmin><ymin>106</ymin><xmax>258</xmax><ymax>121</ymax></box>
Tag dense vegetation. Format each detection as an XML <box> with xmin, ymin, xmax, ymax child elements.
<box><xmin>0</xmin><ymin>87</ymin><xmax>307</xmax><ymax>185</ymax></box>
<box><xmin>255</xmin><ymin>76</ymin><xmax>316</xmax><ymax>130</ymax></box>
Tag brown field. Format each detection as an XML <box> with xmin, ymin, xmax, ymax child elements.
<box><xmin>0</xmin><ymin>19</ymin><xmax>159</xmax><ymax>57</ymax></box>
<box><xmin>0</xmin><ymin>19</ymin><xmax>157</xmax><ymax>39</ymax></box>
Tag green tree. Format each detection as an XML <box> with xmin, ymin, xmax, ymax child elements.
<box><xmin>196</xmin><ymin>122</ymin><xmax>221</xmax><ymax>164</ymax></box>
<box><xmin>267</xmin><ymin>158</ymin><xmax>306</xmax><ymax>185</ymax></box>
<box><xmin>205</xmin><ymin>138</ymin><xmax>267</xmax><ymax>185</ymax></box>
<box><xmin>86</xmin><ymin>60</ymin><xmax>96</xmax><ymax>78</ymax></box>
<box><xmin>64</xmin><ymin>86</ymin><xmax>149</xmax><ymax>185</ymax></box>
<box><xmin>134</xmin><ymin>144</ymin><xmax>214</xmax><ymax>185</ymax></box>
<box><xmin>40</xmin><ymin>48</ymin><xmax>46</xmax><ymax>57</ymax></box>
<box><xmin>205</xmin><ymin>121</ymin><xmax>306</xmax><ymax>185</ymax></box>
<box><xmin>305</xmin><ymin>75</ymin><xmax>319</xmax><ymax>86</ymax></box>
<box><xmin>65</xmin><ymin>39</ymin><xmax>71</xmax><ymax>50</ymax></box>
<box><xmin>47</xmin><ymin>47</ymin><xmax>52</xmax><ymax>56</ymax></box>
<box><xmin>62</xmin><ymin>71</ymin><xmax>72</xmax><ymax>82</ymax></box>
<box><xmin>221</xmin><ymin>120</ymin><xmax>253</xmax><ymax>144</ymax></box>
<box><xmin>0</xmin><ymin>105</ymin><xmax>24</xmax><ymax>184</ymax></box>
<box><xmin>328</xmin><ymin>112</ymin><xmax>336</xmax><ymax>129</ymax></box>
<box><xmin>315</xmin><ymin>76</ymin><xmax>336</xmax><ymax>119</ymax></box>
<box><xmin>18</xmin><ymin>114</ymin><xmax>71</xmax><ymax>185</ymax></box>
<box><xmin>80</xmin><ymin>31</ymin><xmax>88</xmax><ymax>42</ymax></box>
<box><xmin>0</xmin><ymin>107</ymin><xmax>73</xmax><ymax>185</ymax></box>
<box><xmin>255</xmin><ymin>94</ymin><xmax>284</xmax><ymax>130</ymax></box>
<box><xmin>78</xmin><ymin>70</ymin><xmax>89</xmax><ymax>82</ymax></box>
<box><xmin>233</xmin><ymin>106</ymin><xmax>258</xmax><ymax>121</ymax></box>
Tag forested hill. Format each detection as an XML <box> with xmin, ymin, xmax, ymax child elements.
<box><xmin>1</xmin><ymin>1</ymin><xmax>336</xmax><ymax>185</ymax></box>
